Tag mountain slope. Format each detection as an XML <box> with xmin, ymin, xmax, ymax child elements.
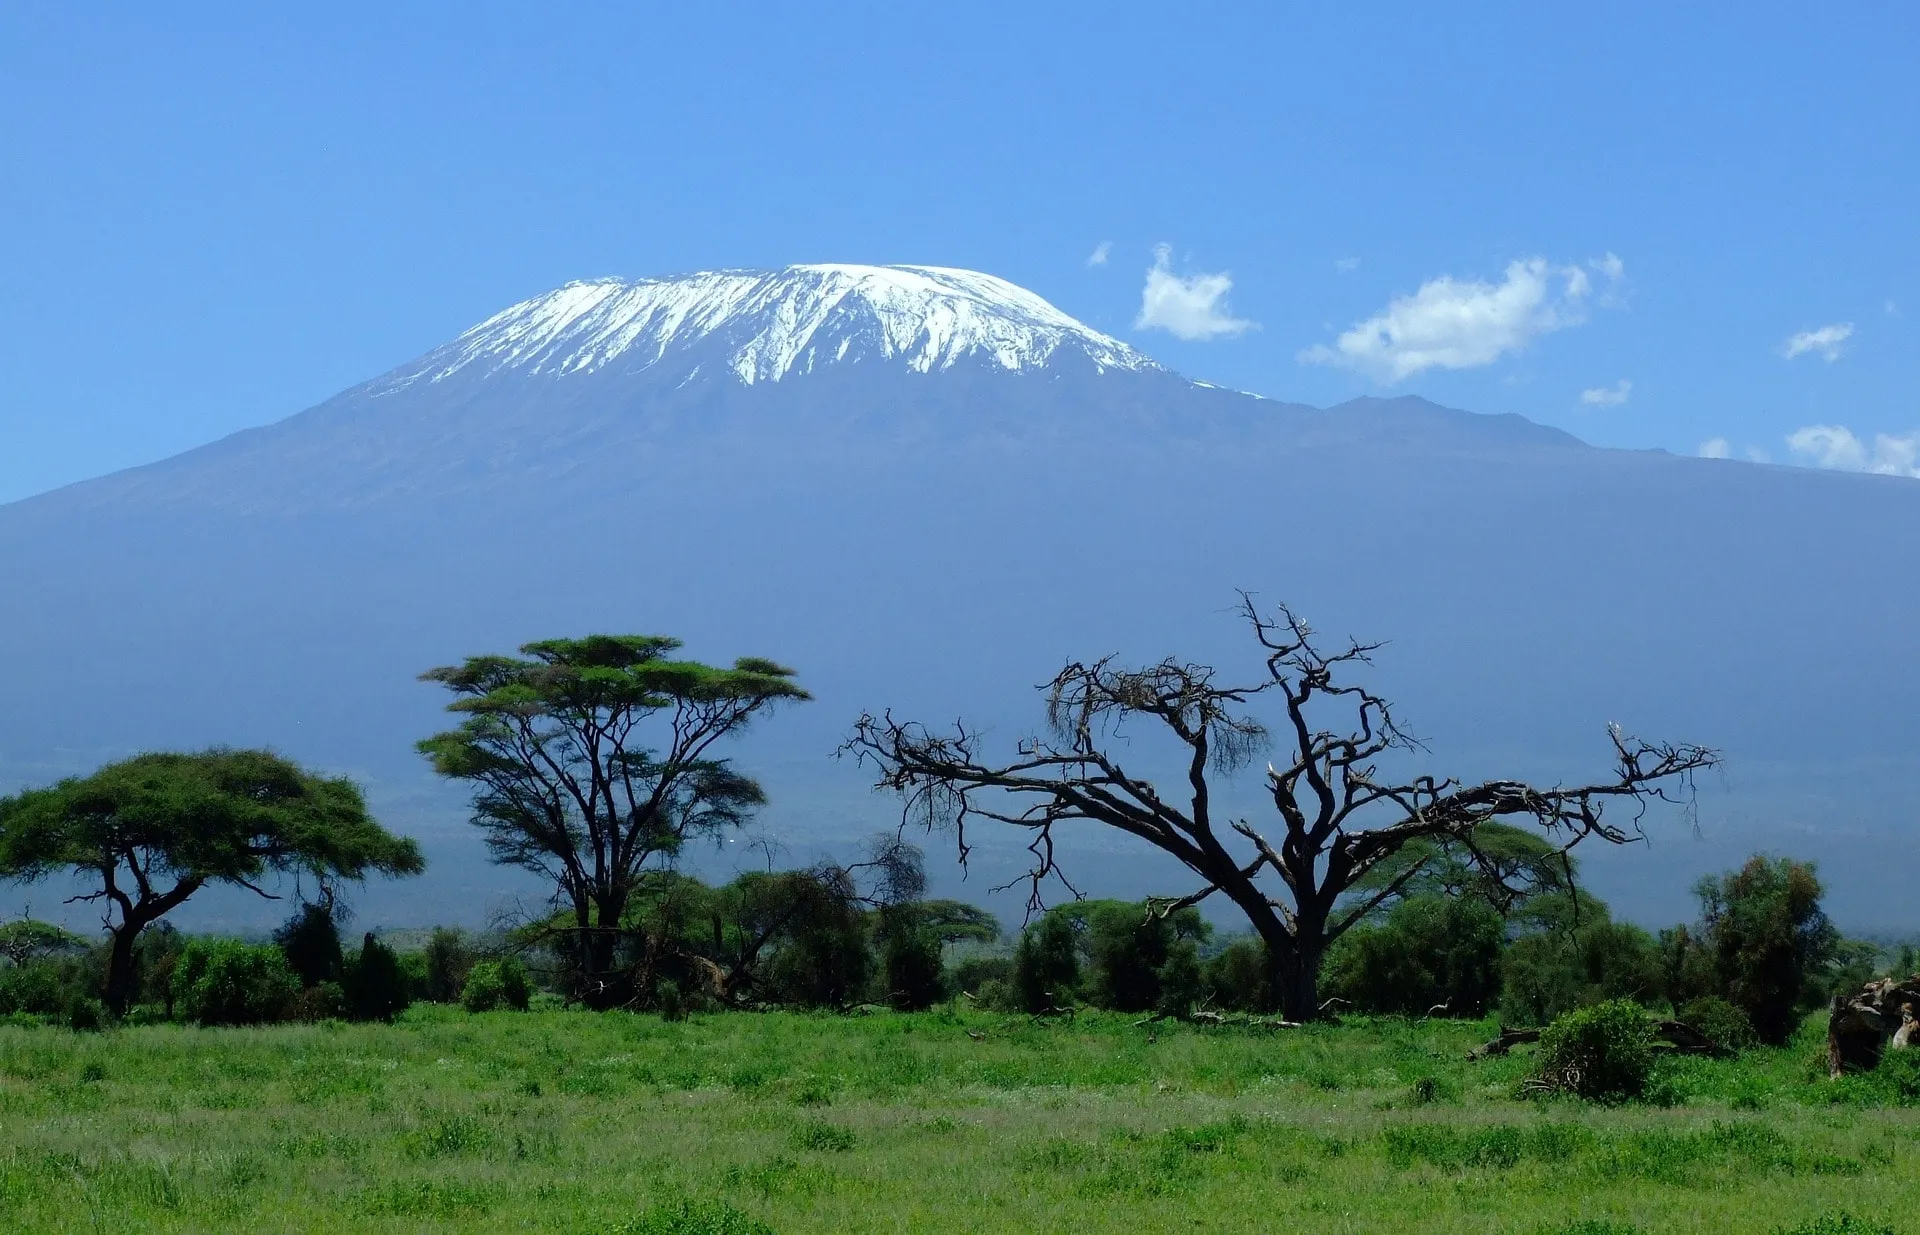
<box><xmin>1</xmin><ymin>264</ymin><xmax>1915</xmax><ymax>931</ymax></box>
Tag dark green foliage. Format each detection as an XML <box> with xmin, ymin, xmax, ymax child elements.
<box><xmin>1535</xmin><ymin>999</ymin><xmax>1656</xmax><ymax>1101</ymax></box>
<box><xmin>613</xmin><ymin>1197</ymin><xmax>773</xmax><ymax>1235</ymax></box>
<box><xmin>460</xmin><ymin>957</ymin><xmax>531</xmax><ymax>1012</ymax></box>
<box><xmin>1695</xmin><ymin>856</ymin><xmax>1839</xmax><ymax>1045</ymax></box>
<box><xmin>1499</xmin><ymin>898</ymin><xmax>1662</xmax><ymax>1026</ymax></box>
<box><xmin>422</xmin><ymin>927</ymin><xmax>474</xmax><ymax>1002</ymax></box>
<box><xmin>1203</xmin><ymin>938</ymin><xmax>1274</xmax><ymax>1012</ymax></box>
<box><xmin>273</xmin><ymin>902</ymin><xmax>344</xmax><ymax>988</ymax></box>
<box><xmin>1013</xmin><ymin>911</ymin><xmax>1080</xmax><ymax>1012</ymax></box>
<box><xmin>0</xmin><ymin>961</ymin><xmax>69</xmax><ymax>1016</ymax></box>
<box><xmin>1678</xmin><ymin>996</ymin><xmax>1757</xmax><ymax>1053</ymax></box>
<box><xmin>1323</xmin><ymin>894</ymin><xmax>1504</xmax><ymax>1016</ymax></box>
<box><xmin>1083</xmin><ymin>900</ymin><xmax>1209</xmax><ymax>1014</ymax></box>
<box><xmin>289</xmin><ymin>980</ymin><xmax>350</xmax><ymax>1021</ymax></box>
<box><xmin>418</xmin><ymin>635</ymin><xmax>806</xmax><ymax>1007</ymax></box>
<box><xmin>64</xmin><ymin>996</ymin><xmax>107</xmax><ymax>1032</ymax></box>
<box><xmin>0</xmin><ymin>749</ymin><xmax>423</xmax><ymax>1014</ymax></box>
<box><xmin>1773</xmin><ymin>1217</ymin><xmax>1896</xmax><ymax>1235</ymax></box>
<box><xmin>1655</xmin><ymin>924</ymin><xmax>1714</xmax><ymax>1007</ymax></box>
<box><xmin>344</xmin><ymin>932</ymin><xmax>410</xmax><ymax>1022</ymax></box>
<box><xmin>878</xmin><ymin>914</ymin><xmax>945</xmax><ymax>1011</ymax></box>
<box><xmin>948</xmin><ymin>953</ymin><xmax>1013</xmax><ymax>998</ymax></box>
<box><xmin>763</xmin><ymin>874</ymin><xmax>871</xmax><ymax>1008</ymax></box>
<box><xmin>175</xmin><ymin>938</ymin><xmax>299</xmax><ymax>1026</ymax></box>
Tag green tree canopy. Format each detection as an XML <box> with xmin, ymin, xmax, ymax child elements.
<box><xmin>418</xmin><ymin>635</ymin><xmax>808</xmax><ymax>1007</ymax></box>
<box><xmin>0</xmin><ymin>749</ymin><xmax>424</xmax><ymax>1014</ymax></box>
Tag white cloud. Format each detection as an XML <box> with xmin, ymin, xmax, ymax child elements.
<box><xmin>1781</xmin><ymin>322</ymin><xmax>1854</xmax><ymax>362</ymax></box>
<box><xmin>1590</xmin><ymin>252</ymin><xmax>1625</xmax><ymax>282</ymax></box>
<box><xmin>1745</xmin><ymin>445</ymin><xmax>1772</xmax><ymax>464</ymax></box>
<box><xmin>1299</xmin><ymin>257</ymin><xmax>1605</xmax><ymax>382</ymax></box>
<box><xmin>1580</xmin><ymin>379</ymin><xmax>1632</xmax><ymax>406</ymax></box>
<box><xmin>1086</xmin><ymin>241</ymin><xmax>1112</xmax><ymax>268</ymax></box>
<box><xmin>1698</xmin><ymin>438</ymin><xmax>1731</xmax><ymax>459</ymax></box>
<box><xmin>1786</xmin><ymin>424</ymin><xmax>1920</xmax><ymax>477</ymax></box>
<box><xmin>1335</xmin><ymin>257</ymin><xmax>1361</xmax><ymax>273</ymax></box>
<box><xmin>1135</xmin><ymin>244</ymin><xmax>1255</xmax><ymax>341</ymax></box>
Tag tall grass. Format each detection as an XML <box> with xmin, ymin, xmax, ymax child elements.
<box><xmin>0</xmin><ymin>1007</ymin><xmax>1915</xmax><ymax>1232</ymax></box>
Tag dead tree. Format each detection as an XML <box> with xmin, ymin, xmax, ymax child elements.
<box><xmin>846</xmin><ymin>597</ymin><xmax>1716</xmax><ymax>1022</ymax></box>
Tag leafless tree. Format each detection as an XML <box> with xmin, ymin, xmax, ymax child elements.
<box><xmin>845</xmin><ymin>596</ymin><xmax>1716</xmax><ymax>1021</ymax></box>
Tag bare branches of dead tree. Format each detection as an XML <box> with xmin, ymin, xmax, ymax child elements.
<box><xmin>845</xmin><ymin>595</ymin><xmax>1716</xmax><ymax>1021</ymax></box>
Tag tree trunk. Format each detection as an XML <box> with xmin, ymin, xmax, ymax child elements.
<box><xmin>103</xmin><ymin>922</ymin><xmax>143</xmax><ymax>1018</ymax></box>
<box><xmin>1274</xmin><ymin>939</ymin><xmax>1325</xmax><ymax>1023</ymax></box>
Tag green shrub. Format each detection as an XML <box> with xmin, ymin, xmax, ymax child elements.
<box><xmin>1202</xmin><ymin>938</ymin><xmax>1273</xmax><ymax>1012</ymax></box>
<box><xmin>1677</xmin><ymin>995</ymin><xmax>1757</xmax><ymax>1053</ymax></box>
<box><xmin>1013</xmin><ymin>912</ymin><xmax>1079</xmax><ymax>1012</ymax></box>
<box><xmin>613</xmin><ymin>1197</ymin><xmax>772</xmax><ymax>1235</ymax></box>
<box><xmin>289</xmin><ymin>980</ymin><xmax>350</xmax><ymax>1022</ymax></box>
<box><xmin>176</xmin><ymin>939</ymin><xmax>299</xmax><ymax>1026</ymax></box>
<box><xmin>1500</xmin><ymin>913</ymin><xmax>1662</xmax><ymax>1027</ymax></box>
<box><xmin>460</xmin><ymin>957</ymin><xmax>531</xmax><ymax>1012</ymax></box>
<box><xmin>1324</xmin><ymin>894</ymin><xmax>1503</xmax><ymax>1017</ymax></box>
<box><xmin>343</xmin><ymin>933</ymin><xmax>410</xmax><ymax>1022</ymax></box>
<box><xmin>1535</xmin><ymin>999</ymin><xmax>1656</xmax><ymax>1101</ymax></box>
<box><xmin>273</xmin><ymin>902</ymin><xmax>343</xmax><ymax>988</ymax></box>
<box><xmin>65</xmin><ymin>996</ymin><xmax>108</xmax><ymax>1033</ymax></box>
<box><xmin>1773</xmin><ymin>1216</ymin><xmax>1895</xmax><ymax>1235</ymax></box>
<box><xmin>422</xmin><ymin>927</ymin><xmax>474</xmax><ymax>1002</ymax></box>
<box><xmin>0</xmin><ymin>962</ymin><xmax>68</xmax><ymax>1016</ymax></box>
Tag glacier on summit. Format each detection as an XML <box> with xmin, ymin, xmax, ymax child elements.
<box><xmin>374</xmin><ymin>263</ymin><xmax>1161</xmax><ymax>392</ymax></box>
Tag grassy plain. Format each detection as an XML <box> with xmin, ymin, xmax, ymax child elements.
<box><xmin>0</xmin><ymin>1006</ymin><xmax>1913</xmax><ymax>1234</ymax></box>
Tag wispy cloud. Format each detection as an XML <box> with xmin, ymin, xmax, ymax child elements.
<box><xmin>1300</xmin><ymin>255</ymin><xmax>1622</xmax><ymax>382</ymax></box>
<box><xmin>1086</xmin><ymin>241</ymin><xmax>1112</xmax><ymax>268</ymax></box>
<box><xmin>1781</xmin><ymin>323</ymin><xmax>1854</xmax><ymax>362</ymax></box>
<box><xmin>1698</xmin><ymin>438</ymin><xmax>1731</xmax><ymax>459</ymax></box>
<box><xmin>1135</xmin><ymin>244</ymin><xmax>1255</xmax><ymax>341</ymax></box>
<box><xmin>1580</xmin><ymin>379</ymin><xmax>1632</xmax><ymax>406</ymax></box>
<box><xmin>1786</xmin><ymin>424</ymin><xmax>1920</xmax><ymax>476</ymax></box>
<box><xmin>1335</xmin><ymin>257</ymin><xmax>1361</xmax><ymax>273</ymax></box>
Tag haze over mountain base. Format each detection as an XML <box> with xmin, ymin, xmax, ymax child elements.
<box><xmin>3</xmin><ymin>266</ymin><xmax>1915</xmax><ymax>933</ymax></box>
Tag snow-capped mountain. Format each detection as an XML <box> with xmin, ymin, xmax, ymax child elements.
<box><xmin>5</xmin><ymin>262</ymin><xmax>1920</xmax><ymax>932</ymax></box>
<box><xmin>373</xmin><ymin>264</ymin><xmax>1161</xmax><ymax>393</ymax></box>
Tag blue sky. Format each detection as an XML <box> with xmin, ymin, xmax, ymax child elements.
<box><xmin>2</xmin><ymin>4</ymin><xmax>1914</xmax><ymax>503</ymax></box>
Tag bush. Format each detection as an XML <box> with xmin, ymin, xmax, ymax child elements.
<box><xmin>1323</xmin><ymin>895</ymin><xmax>1503</xmax><ymax>1017</ymax></box>
<box><xmin>273</xmin><ymin>902</ymin><xmax>344</xmax><ymax>988</ymax></box>
<box><xmin>460</xmin><ymin>958</ymin><xmax>531</xmax><ymax>1012</ymax></box>
<box><xmin>879</xmin><ymin>918</ymin><xmax>946</xmax><ymax>1011</ymax></box>
<box><xmin>1534</xmin><ymin>999</ymin><xmax>1656</xmax><ymax>1102</ymax></box>
<box><xmin>289</xmin><ymin>980</ymin><xmax>350</xmax><ymax>1022</ymax></box>
<box><xmin>1500</xmin><ymin>913</ymin><xmax>1662</xmax><ymax>1026</ymax></box>
<box><xmin>422</xmin><ymin>927</ymin><xmax>474</xmax><ymax>1002</ymax></box>
<box><xmin>1203</xmin><ymin>938</ymin><xmax>1274</xmax><ymax>1013</ymax></box>
<box><xmin>1013</xmin><ymin>912</ymin><xmax>1080</xmax><ymax>1012</ymax></box>
<box><xmin>949</xmin><ymin>954</ymin><xmax>1013</xmax><ymax>998</ymax></box>
<box><xmin>1677</xmin><ymin>995</ymin><xmax>1757</xmax><ymax>1053</ymax></box>
<box><xmin>343</xmin><ymin>933</ymin><xmax>411</xmax><ymax>1022</ymax></box>
<box><xmin>0</xmin><ymin>961</ymin><xmax>68</xmax><ymax>1017</ymax></box>
<box><xmin>65</xmin><ymin>996</ymin><xmax>108</xmax><ymax>1032</ymax></box>
<box><xmin>175</xmin><ymin>939</ymin><xmax>299</xmax><ymax>1026</ymax></box>
<box><xmin>1081</xmin><ymin>900</ymin><xmax>1209</xmax><ymax>1013</ymax></box>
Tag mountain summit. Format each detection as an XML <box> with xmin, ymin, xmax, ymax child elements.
<box><xmin>373</xmin><ymin>264</ymin><xmax>1161</xmax><ymax>394</ymax></box>
<box><xmin>3</xmin><ymin>263</ymin><xmax>1920</xmax><ymax>930</ymax></box>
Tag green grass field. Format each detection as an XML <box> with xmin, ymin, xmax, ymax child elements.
<box><xmin>1</xmin><ymin>1007</ymin><xmax>1913</xmax><ymax>1234</ymax></box>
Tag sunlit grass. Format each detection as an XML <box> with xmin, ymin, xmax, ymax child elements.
<box><xmin>0</xmin><ymin>1006</ymin><xmax>1913</xmax><ymax>1232</ymax></box>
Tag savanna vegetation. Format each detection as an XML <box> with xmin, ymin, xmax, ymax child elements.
<box><xmin>1</xmin><ymin>608</ymin><xmax>1914</xmax><ymax>1232</ymax></box>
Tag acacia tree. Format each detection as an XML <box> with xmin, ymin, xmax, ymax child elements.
<box><xmin>848</xmin><ymin>598</ymin><xmax>1717</xmax><ymax>1021</ymax></box>
<box><xmin>417</xmin><ymin>635</ymin><xmax>808</xmax><ymax>1008</ymax></box>
<box><xmin>0</xmin><ymin>749</ymin><xmax>424</xmax><ymax>1015</ymax></box>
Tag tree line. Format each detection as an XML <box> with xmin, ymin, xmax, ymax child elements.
<box><xmin>0</xmin><ymin>601</ymin><xmax>1886</xmax><ymax>1041</ymax></box>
